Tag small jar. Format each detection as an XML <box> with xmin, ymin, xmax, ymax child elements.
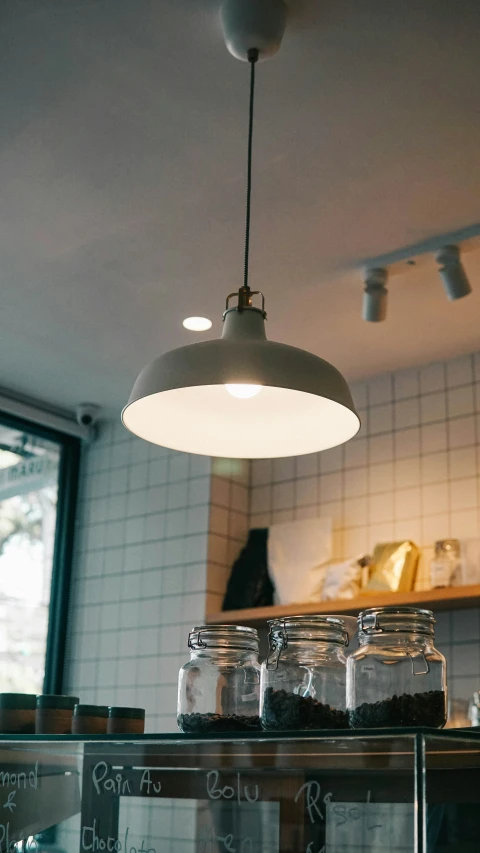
<box><xmin>430</xmin><ymin>539</ymin><xmax>462</xmax><ymax>588</ymax></box>
<box><xmin>0</xmin><ymin>694</ymin><xmax>36</xmax><ymax>733</ymax></box>
<box><xmin>107</xmin><ymin>707</ymin><xmax>145</xmax><ymax>735</ymax></box>
<box><xmin>72</xmin><ymin>704</ymin><xmax>108</xmax><ymax>734</ymax></box>
<box><xmin>347</xmin><ymin>607</ymin><xmax>447</xmax><ymax>728</ymax></box>
<box><xmin>260</xmin><ymin>616</ymin><xmax>349</xmax><ymax>730</ymax></box>
<box><xmin>36</xmin><ymin>695</ymin><xmax>79</xmax><ymax>734</ymax></box>
<box><xmin>177</xmin><ymin>624</ymin><xmax>261</xmax><ymax>733</ymax></box>
<box><xmin>469</xmin><ymin>691</ymin><xmax>480</xmax><ymax>727</ymax></box>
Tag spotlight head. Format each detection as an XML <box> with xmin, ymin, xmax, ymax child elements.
<box><xmin>436</xmin><ymin>244</ymin><xmax>472</xmax><ymax>301</ymax></box>
<box><xmin>362</xmin><ymin>267</ymin><xmax>388</xmax><ymax>322</ymax></box>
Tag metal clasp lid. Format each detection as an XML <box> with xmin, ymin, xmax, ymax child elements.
<box><xmin>188</xmin><ymin>629</ymin><xmax>207</xmax><ymax>650</ymax></box>
<box><xmin>266</xmin><ymin>617</ymin><xmax>349</xmax><ymax>669</ymax></box>
<box><xmin>360</xmin><ymin>612</ymin><xmax>383</xmax><ymax>634</ymax></box>
<box><xmin>359</xmin><ymin>607</ymin><xmax>435</xmax><ymax>637</ymax></box>
<box><xmin>266</xmin><ymin>620</ymin><xmax>288</xmax><ymax>671</ymax></box>
<box><xmin>409</xmin><ymin>650</ymin><xmax>430</xmax><ymax>676</ymax></box>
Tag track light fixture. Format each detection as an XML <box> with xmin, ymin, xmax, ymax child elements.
<box><xmin>361</xmin><ymin>239</ymin><xmax>474</xmax><ymax>322</ymax></box>
<box><xmin>362</xmin><ymin>268</ymin><xmax>388</xmax><ymax>323</ymax></box>
<box><xmin>435</xmin><ymin>244</ymin><xmax>472</xmax><ymax>301</ymax></box>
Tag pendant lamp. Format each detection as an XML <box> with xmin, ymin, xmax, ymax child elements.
<box><xmin>123</xmin><ymin>0</ymin><xmax>360</xmax><ymax>458</ymax></box>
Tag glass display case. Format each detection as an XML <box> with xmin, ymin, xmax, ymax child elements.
<box><xmin>0</xmin><ymin>729</ymin><xmax>478</xmax><ymax>853</ymax></box>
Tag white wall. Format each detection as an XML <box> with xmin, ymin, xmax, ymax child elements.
<box><xmin>63</xmin><ymin>420</ymin><xmax>212</xmax><ymax>733</ymax></box>
<box><xmin>64</xmin><ymin>350</ymin><xmax>480</xmax><ymax>727</ymax></box>
<box><xmin>250</xmin><ymin>351</ymin><xmax>480</xmax><ymax>708</ymax></box>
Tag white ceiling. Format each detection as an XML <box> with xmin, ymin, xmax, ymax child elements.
<box><xmin>1</xmin><ymin>0</ymin><xmax>480</xmax><ymax>415</ymax></box>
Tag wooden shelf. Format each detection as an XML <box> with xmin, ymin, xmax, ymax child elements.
<box><xmin>207</xmin><ymin>584</ymin><xmax>480</xmax><ymax>627</ymax></box>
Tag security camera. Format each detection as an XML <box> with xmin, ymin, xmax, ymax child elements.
<box><xmin>76</xmin><ymin>403</ymin><xmax>101</xmax><ymax>428</ymax></box>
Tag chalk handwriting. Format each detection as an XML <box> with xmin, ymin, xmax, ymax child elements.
<box><xmin>139</xmin><ymin>770</ymin><xmax>161</xmax><ymax>795</ymax></box>
<box><xmin>199</xmin><ymin>829</ymin><xmax>253</xmax><ymax>853</ymax></box>
<box><xmin>206</xmin><ymin>771</ymin><xmax>259</xmax><ymax>806</ymax></box>
<box><xmin>330</xmin><ymin>791</ymin><xmax>382</xmax><ymax>831</ymax></box>
<box><xmin>295</xmin><ymin>781</ymin><xmax>332</xmax><ymax>825</ymax></box>
<box><xmin>92</xmin><ymin>762</ymin><xmax>132</xmax><ymax>796</ymax></box>
<box><xmin>0</xmin><ymin>822</ymin><xmax>38</xmax><ymax>852</ymax></box>
<box><xmin>3</xmin><ymin>792</ymin><xmax>16</xmax><ymax>813</ymax></box>
<box><xmin>0</xmin><ymin>763</ymin><xmax>38</xmax><ymax>790</ymax></box>
<box><xmin>82</xmin><ymin>821</ymin><xmax>155</xmax><ymax>853</ymax></box>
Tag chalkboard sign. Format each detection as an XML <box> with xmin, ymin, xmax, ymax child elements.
<box><xmin>0</xmin><ymin>753</ymin><xmax>80</xmax><ymax>851</ymax></box>
<box><xmin>5</xmin><ymin>734</ymin><xmax>477</xmax><ymax>853</ymax></box>
<box><xmin>0</xmin><ymin>753</ymin><xmax>419</xmax><ymax>853</ymax></box>
<box><xmin>326</xmin><ymin>801</ymin><xmax>414</xmax><ymax>852</ymax></box>
<box><xmin>70</xmin><ymin>757</ymin><xmax>417</xmax><ymax>853</ymax></box>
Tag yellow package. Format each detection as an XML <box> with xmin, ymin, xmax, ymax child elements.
<box><xmin>365</xmin><ymin>541</ymin><xmax>419</xmax><ymax>593</ymax></box>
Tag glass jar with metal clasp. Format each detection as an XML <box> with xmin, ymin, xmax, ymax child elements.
<box><xmin>260</xmin><ymin>616</ymin><xmax>350</xmax><ymax>730</ymax></box>
<box><xmin>177</xmin><ymin>624</ymin><xmax>261</xmax><ymax>733</ymax></box>
<box><xmin>347</xmin><ymin>607</ymin><xmax>447</xmax><ymax>729</ymax></box>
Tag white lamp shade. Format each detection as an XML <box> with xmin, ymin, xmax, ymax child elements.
<box><xmin>123</xmin><ymin>308</ymin><xmax>360</xmax><ymax>458</ymax></box>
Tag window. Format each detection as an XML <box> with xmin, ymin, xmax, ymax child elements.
<box><xmin>0</xmin><ymin>413</ymin><xmax>80</xmax><ymax>694</ymax></box>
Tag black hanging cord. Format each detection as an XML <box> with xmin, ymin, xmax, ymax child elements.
<box><xmin>243</xmin><ymin>47</ymin><xmax>259</xmax><ymax>293</ymax></box>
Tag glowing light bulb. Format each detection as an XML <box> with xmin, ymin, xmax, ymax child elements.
<box><xmin>225</xmin><ymin>384</ymin><xmax>262</xmax><ymax>399</ymax></box>
<box><xmin>183</xmin><ymin>317</ymin><xmax>212</xmax><ymax>331</ymax></box>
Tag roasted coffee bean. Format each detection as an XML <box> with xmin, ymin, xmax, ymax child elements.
<box><xmin>349</xmin><ymin>689</ymin><xmax>446</xmax><ymax>728</ymax></box>
<box><xmin>177</xmin><ymin>713</ymin><xmax>261</xmax><ymax>733</ymax></box>
<box><xmin>261</xmin><ymin>687</ymin><xmax>349</xmax><ymax>731</ymax></box>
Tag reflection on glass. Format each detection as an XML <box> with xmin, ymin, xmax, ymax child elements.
<box><xmin>40</xmin><ymin>735</ymin><xmax>419</xmax><ymax>853</ymax></box>
<box><xmin>425</xmin><ymin>733</ymin><xmax>480</xmax><ymax>852</ymax></box>
<box><xmin>1</xmin><ymin>732</ymin><xmax>480</xmax><ymax>853</ymax></box>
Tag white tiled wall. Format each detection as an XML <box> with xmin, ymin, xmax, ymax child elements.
<box><xmin>250</xmin><ymin>352</ymin><xmax>480</xmax><ymax>553</ymax></box>
<box><xmin>249</xmin><ymin>351</ymin><xmax>480</xmax><ymax>707</ymax></box>
<box><xmin>64</xmin><ymin>350</ymin><xmax>480</xmax><ymax>724</ymax></box>
<box><xmin>63</xmin><ymin>420</ymin><xmax>212</xmax><ymax>732</ymax></box>
<box><xmin>207</xmin><ymin>458</ymin><xmax>250</xmax><ymax>616</ymax></box>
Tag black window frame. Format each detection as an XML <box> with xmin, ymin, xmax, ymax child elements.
<box><xmin>0</xmin><ymin>410</ymin><xmax>81</xmax><ymax>694</ymax></box>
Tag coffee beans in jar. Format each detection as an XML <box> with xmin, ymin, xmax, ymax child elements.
<box><xmin>347</xmin><ymin>607</ymin><xmax>447</xmax><ymax>729</ymax></box>
<box><xmin>260</xmin><ymin>616</ymin><xmax>350</xmax><ymax>731</ymax></box>
<box><xmin>178</xmin><ymin>625</ymin><xmax>261</xmax><ymax>733</ymax></box>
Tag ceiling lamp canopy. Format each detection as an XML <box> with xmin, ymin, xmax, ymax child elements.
<box><xmin>122</xmin><ymin>0</ymin><xmax>360</xmax><ymax>458</ymax></box>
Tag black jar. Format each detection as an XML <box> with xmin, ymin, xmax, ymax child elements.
<box><xmin>36</xmin><ymin>695</ymin><xmax>79</xmax><ymax>734</ymax></box>
<box><xmin>0</xmin><ymin>693</ymin><xmax>36</xmax><ymax>733</ymax></box>
<box><xmin>72</xmin><ymin>704</ymin><xmax>108</xmax><ymax>734</ymax></box>
<box><xmin>107</xmin><ymin>707</ymin><xmax>145</xmax><ymax>735</ymax></box>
